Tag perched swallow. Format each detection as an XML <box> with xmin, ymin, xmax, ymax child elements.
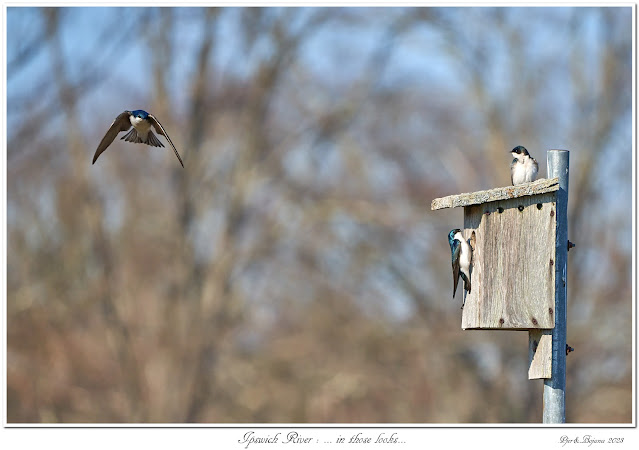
<box><xmin>448</xmin><ymin>228</ymin><xmax>472</xmax><ymax>308</ymax></box>
<box><xmin>92</xmin><ymin>110</ymin><xmax>184</xmax><ymax>167</ymax></box>
<box><xmin>510</xmin><ymin>145</ymin><xmax>538</xmax><ymax>185</ymax></box>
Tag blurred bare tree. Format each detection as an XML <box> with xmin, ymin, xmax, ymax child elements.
<box><xmin>6</xmin><ymin>6</ymin><xmax>632</xmax><ymax>423</ymax></box>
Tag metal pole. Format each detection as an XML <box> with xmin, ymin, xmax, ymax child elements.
<box><xmin>544</xmin><ymin>149</ymin><xmax>569</xmax><ymax>423</ymax></box>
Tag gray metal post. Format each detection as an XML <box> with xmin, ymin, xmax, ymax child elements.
<box><xmin>544</xmin><ymin>149</ymin><xmax>569</xmax><ymax>423</ymax></box>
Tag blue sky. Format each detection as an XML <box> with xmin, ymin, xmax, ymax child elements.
<box><xmin>6</xmin><ymin>6</ymin><xmax>633</xmax><ymax>233</ymax></box>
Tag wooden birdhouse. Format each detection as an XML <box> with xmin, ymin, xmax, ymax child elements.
<box><xmin>432</xmin><ymin>150</ymin><xmax>570</xmax><ymax>421</ymax></box>
<box><xmin>431</xmin><ymin>177</ymin><xmax>559</xmax><ymax>330</ymax></box>
<box><xmin>431</xmin><ymin>175</ymin><xmax>566</xmax><ymax>380</ymax></box>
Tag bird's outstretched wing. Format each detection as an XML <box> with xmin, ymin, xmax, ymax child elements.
<box><xmin>451</xmin><ymin>240</ymin><xmax>461</xmax><ymax>298</ymax></box>
<box><xmin>148</xmin><ymin>114</ymin><xmax>184</xmax><ymax>168</ymax></box>
<box><xmin>93</xmin><ymin>111</ymin><xmax>132</xmax><ymax>164</ymax></box>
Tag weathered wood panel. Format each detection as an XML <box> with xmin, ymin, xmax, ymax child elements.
<box><xmin>431</xmin><ymin>177</ymin><xmax>559</xmax><ymax>211</ymax></box>
<box><xmin>528</xmin><ymin>329</ymin><xmax>553</xmax><ymax>379</ymax></box>
<box><xmin>461</xmin><ymin>192</ymin><xmax>556</xmax><ymax>330</ymax></box>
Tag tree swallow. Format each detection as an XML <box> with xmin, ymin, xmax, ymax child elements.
<box><xmin>510</xmin><ymin>145</ymin><xmax>538</xmax><ymax>185</ymax></box>
<box><xmin>92</xmin><ymin>110</ymin><xmax>184</xmax><ymax>167</ymax></box>
<box><xmin>448</xmin><ymin>228</ymin><xmax>471</xmax><ymax>308</ymax></box>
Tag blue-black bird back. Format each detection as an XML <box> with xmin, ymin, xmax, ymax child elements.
<box><xmin>448</xmin><ymin>229</ymin><xmax>461</xmax><ymax>297</ymax></box>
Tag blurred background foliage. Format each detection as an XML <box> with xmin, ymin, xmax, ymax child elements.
<box><xmin>6</xmin><ymin>6</ymin><xmax>632</xmax><ymax>423</ymax></box>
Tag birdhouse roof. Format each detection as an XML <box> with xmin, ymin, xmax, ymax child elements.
<box><xmin>431</xmin><ymin>178</ymin><xmax>559</xmax><ymax>211</ymax></box>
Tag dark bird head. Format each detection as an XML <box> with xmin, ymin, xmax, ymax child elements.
<box><xmin>448</xmin><ymin>228</ymin><xmax>461</xmax><ymax>244</ymax></box>
<box><xmin>511</xmin><ymin>145</ymin><xmax>530</xmax><ymax>157</ymax></box>
<box><xmin>131</xmin><ymin>109</ymin><xmax>150</xmax><ymax>120</ymax></box>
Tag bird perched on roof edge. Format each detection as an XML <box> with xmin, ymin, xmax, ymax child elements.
<box><xmin>92</xmin><ymin>109</ymin><xmax>184</xmax><ymax>168</ymax></box>
<box><xmin>510</xmin><ymin>145</ymin><xmax>538</xmax><ymax>185</ymax></box>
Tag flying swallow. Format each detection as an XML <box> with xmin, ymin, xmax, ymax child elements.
<box><xmin>510</xmin><ymin>145</ymin><xmax>538</xmax><ymax>185</ymax></box>
<box><xmin>448</xmin><ymin>228</ymin><xmax>472</xmax><ymax>309</ymax></box>
<box><xmin>92</xmin><ymin>110</ymin><xmax>184</xmax><ymax>167</ymax></box>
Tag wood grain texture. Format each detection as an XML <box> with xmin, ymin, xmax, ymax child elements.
<box><xmin>528</xmin><ymin>329</ymin><xmax>553</xmax><ymax>379</ymax></box>
<box><xmin>431</xmin><ymin>178</ymin><xmax>559</xmax><ymax>211</ymax></box>
<box><xmin>460</xmin><ymin>193</ymin><xmax>556</xmax><ymax>330</ymax></box>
